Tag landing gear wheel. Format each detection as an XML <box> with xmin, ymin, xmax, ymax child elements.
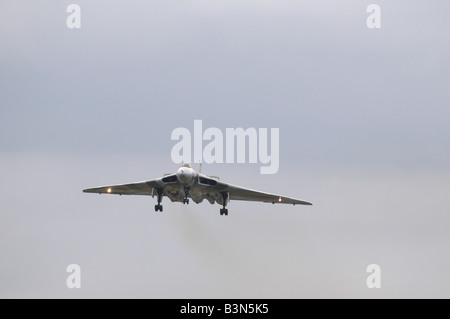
<box><xmin>219</xmin><ymin>192</ymin><xmax>229</xmax><ymax>216</ymax></box>
<box><xmin>183</xmin><ymin>188</ymin><xmax>190</xmax><ymax>205</ymax></box>
<box><xmin>154</xmin><ymin>188</ymin><xmax>163</xmax><ymax>212</ymax></box>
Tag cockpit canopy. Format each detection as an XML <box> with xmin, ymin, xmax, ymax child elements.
<box><xmin>182</xmin><ymin>163</ymin><xmax>191</xmax><ymax>168</ymax></box>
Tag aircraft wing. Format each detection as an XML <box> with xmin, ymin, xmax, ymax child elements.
<box><xmin>83</xmin><ymin>180</ymin><xmax>159</xmax><ymax>196</ymax></box>
<box><xmin>225</xmin><ymin>183</ymin><xmax>312</xmax><ymax>205</ymax></box>
<box><xmin>194</xmin><ymin>175</ymin><xmax>312</xmax><ymax>205</ymax></box>
<box><xmin>83</xmin><ymin>174</ymin><xmax>188</xmax><ymax>202</ymax></box>
<box><xmin>83</xmin><ymin>173</ymin><xmax>312</xmax><ymax>206</ymax></box>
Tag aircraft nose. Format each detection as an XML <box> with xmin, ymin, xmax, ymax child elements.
<box><xmin>176</xmin><ymin>167</ymin><xmax>193</xmax><ymax>184</ymax></box>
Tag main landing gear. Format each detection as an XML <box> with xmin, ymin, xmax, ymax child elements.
<box><xmin>154</xmin><ymin>188</ymin><xmax>163</xmax><ymax>212</ymax></box>
<box><xmin>220</xmin><ymin>192</ymin><xmax>228</xmax><ymax>216</ymax></box>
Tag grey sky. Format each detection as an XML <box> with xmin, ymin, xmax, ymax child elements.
<box><xmin>1</xmin><ymin>1</ymin><xmax>449</xmax><ymax>298</ymax></box>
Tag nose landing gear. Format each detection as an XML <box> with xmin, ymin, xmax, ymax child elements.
<box><xmin>183</xmin><ymin>188</ymin><xmax>190</xmax><ymax>205</ymax></box>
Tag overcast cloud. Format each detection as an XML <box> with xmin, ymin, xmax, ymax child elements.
<box><xmin>1</xmin><ymin>0</ymin><xmax>449</xmax><ymax>298</ymax></box>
